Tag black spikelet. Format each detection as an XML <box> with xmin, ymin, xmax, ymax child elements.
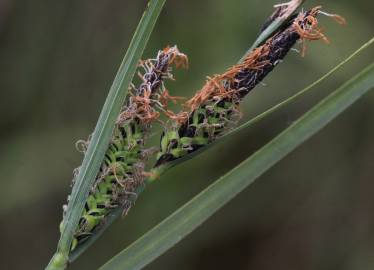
<box><xmin>156</xmin><ymin>7</ymin><xmax>327</xmax><ymax>166</ymax></box>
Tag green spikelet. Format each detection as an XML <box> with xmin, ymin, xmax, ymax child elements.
<box><xmin>61</xmin><ymin>46</ymin><xmax>188</xmax><ymax>250</ymax></box>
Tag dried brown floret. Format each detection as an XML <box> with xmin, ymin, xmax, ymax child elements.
<box><xmin>186</xmin><ymin>6</ymin><xmax>328</xmax><ymax>112</ymax></box>
<box><xmin>159</xmin><ymin>89</ymin><xmax>185</xmax><ymax>107</ymax></box>
<box><xmin>155</xmin><ymin>6</ymin><xmax>344</xmax><ymax>166</ymax></box>
<box><xmin>118</xmin><ymin>45</ymin><xmax>188</xmax><ymax>125</ymax></box>
<box><xmin>164</xmin><ymin>110</ymin><xmax>190</xmax><ymax>125</ymax></box>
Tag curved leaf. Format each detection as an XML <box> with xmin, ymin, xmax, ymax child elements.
<box><xmin>46</xmin><ymin>1</ymin><xmax>167</xmax><ymax>269</ymax></box>
<box><xmin>99</xmin><ymin>63</ymin><xmax>374</xmax><ymax>270</ymax></box>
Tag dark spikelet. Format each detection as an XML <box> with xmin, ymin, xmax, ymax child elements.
<box><xmin>138</xmin><ymin>46</ymin><xmax>188</xmax><ymax>97</ymax></box>
<box><xmin>233</xmin><ymin>18</ymin><xmax>300</xmax><ymax>98</ymax></box>
<box><xmin>119</xmin><ymin>46</ymin><xmax>188</xmax><ymax>124</ymax></box>
<box><xmin>156</xmin><ymin>6</ymin><xmax>333</xmax><ymax>166</ymax></box>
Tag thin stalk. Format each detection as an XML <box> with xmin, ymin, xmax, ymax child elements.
<box><xmin>46</xmin><ymin>1</ymin><xmax>166</xmax><ymax>269</ymax></box>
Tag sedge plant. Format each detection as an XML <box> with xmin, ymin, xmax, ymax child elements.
<box><xmin>46</xmin><ymin>0</ymin><xmax>374</xmax><ymax>269</ymax></box>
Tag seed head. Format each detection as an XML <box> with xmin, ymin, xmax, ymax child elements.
<box><xmin>156</xmin><ymin>6</ymin><xmax>343</xmax><ymax>166</ymax></box>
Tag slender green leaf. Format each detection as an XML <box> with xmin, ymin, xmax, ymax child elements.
<box><xmin>46</xmin><ymin>1</ymin><xmax>166</xmax><ymax>269</ymax></box>
<box><xmin>99</xmin><ymin>63</ymin><xmax>374</xmax><ymax>270</ymax></box>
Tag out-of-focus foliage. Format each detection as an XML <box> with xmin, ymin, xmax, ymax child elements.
<box><xmin>0</xmin><ymin>0</ymin><xmax>373</xmax><ymax>269</ymax></box>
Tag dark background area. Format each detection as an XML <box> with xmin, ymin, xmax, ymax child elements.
<box><xmin>0</xmin><ymin>0</ymin><xmax>373</xmax><ymax>269</ymax></box>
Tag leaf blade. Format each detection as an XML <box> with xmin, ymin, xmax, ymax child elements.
<box><xmin>46</xmin><ymin>0</ymin><xmax>167</xmax><ymax>269</ymax></box>
<box><xmin>99</xmin><ymin>63</ymin><xmax>374</xmax><ymax>270</ymax></box>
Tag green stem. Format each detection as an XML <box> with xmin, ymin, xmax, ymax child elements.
<box><xmin>46</xmin><ymin>0</ymin><xmax>166</xmax><ymax>269</ymax></box>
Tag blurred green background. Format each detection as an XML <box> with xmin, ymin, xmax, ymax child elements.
<box><xmin>0</xmin><ymin>0</ymin><xmax>373</xmax><ymax>269</ymax></box>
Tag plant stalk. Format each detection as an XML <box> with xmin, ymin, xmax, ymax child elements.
<box><xmin>45</xmin><ymin>0</ymin><xmax>166</xmax><ymax>269</ymax></box>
